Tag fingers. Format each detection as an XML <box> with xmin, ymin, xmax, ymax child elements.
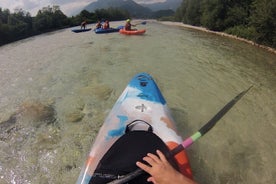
<box><xmin>136</xmin><ymin>152</ymin><xmax>161</xmax><ymax>174</ymax></box>
<box><xmin>156</xmin><ymin>150</ymin><xmax>167</xmax><ymax>162</ymax></box>
<box><xmin>137</xmin><ymin>150</ymin><xmax>168</xmax><ymax>172</ymax></box>
<box><xmin>136</xmin><ymin>161</ymin><xmax>151</xmax><ymax>173</ymax></box>
<box><xmin>146</xmin><ymin>152</ymin><xmax>161</xmax><ymax>163</ymax></box>
<box><xmin>137</xmin><ymin>150</ymin><xmax>166</xmax><ymax>167</ymax></box>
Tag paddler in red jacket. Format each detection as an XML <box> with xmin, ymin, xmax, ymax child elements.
<box><xmin>125</xmin><ymin>19</ymin><xmax>133</xmax><ymax>30</ymax></box>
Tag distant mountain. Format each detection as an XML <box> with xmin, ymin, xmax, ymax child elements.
<box><xmin>140</xmin><ymin>0</ymin><xmax>182</xmax><ymax>11</ymax></box>
<box><xmin>84</xmin><ymin>0</ymin><xmax>152</xmax><ymax>17</ymax></box>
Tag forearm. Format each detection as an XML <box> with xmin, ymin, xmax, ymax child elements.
<box><xmin>174</xmin><ymin>172</ymin><xmax>197</xmax><ymax>184</ymax></box>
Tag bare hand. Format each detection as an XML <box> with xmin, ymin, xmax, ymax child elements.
<box><xmin>136</xmin><ymin>150</ymin><xmax>197</xmax><ymax>184</ymax></box>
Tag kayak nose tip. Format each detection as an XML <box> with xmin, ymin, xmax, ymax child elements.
<box><xmin>140</xmin><ymin>81</ymin><xmax>148</xmax><ymax>87</ymax></box>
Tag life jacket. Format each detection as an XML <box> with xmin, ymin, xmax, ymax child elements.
<box><xmin>125</xmin><ymin>23</ymin><xmax>131</xmax><ymax>30</ymax></box>
<box><xmin>103</xmin><ymin>23</ymin><xmax>110</xmax><ymax>29</ymax></box>
<box><xmin>96</xmin><ymin>23</ymin><xmax>102</xmax><ymax>29</ymax></box>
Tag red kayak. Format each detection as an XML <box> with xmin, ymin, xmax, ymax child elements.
<box><xmin>119</xmin><ymin>29</ymin><xmax>146</xmax><ymax>35</ymax></box>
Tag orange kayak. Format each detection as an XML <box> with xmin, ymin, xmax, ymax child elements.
<box><xmin>119</xmin><ymin>29</ymin><xmax>146</xmax><ymax>35</ymax></box>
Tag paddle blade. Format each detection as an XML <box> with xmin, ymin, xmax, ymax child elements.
<box><xmin>199</xmin><ymin>86</ymin><xmax>253</xmax><ymax>136</ymax></box>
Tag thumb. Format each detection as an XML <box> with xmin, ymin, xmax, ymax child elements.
<box><xmin>147</xmin><ymin>177</ymin><xmax>157</xmax><ymax>184</ymax></box>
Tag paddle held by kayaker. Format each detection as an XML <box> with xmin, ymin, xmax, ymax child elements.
<box><xmin>136</xmin><ymin>150</ymin><xmax>197</xmax><ymax>184</ymax></box>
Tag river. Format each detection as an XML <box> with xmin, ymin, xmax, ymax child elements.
<box><xmin>0</xmin><ymin>21</ymin><xmax>275</xmax><ymax>184</ymax></box>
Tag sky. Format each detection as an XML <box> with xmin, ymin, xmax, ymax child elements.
<box><xmin>0</xmin><ymin>0</ymin><xmax>166</xmax><ymax>16</ymax></box>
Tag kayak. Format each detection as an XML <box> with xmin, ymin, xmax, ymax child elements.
<box><xmin>94</xmin><ymin>27</ymin><xmax>120</xmax><ymax>34</ymax></box>
<box><xmin>119</xmin><ymin>29</ymin><xmax>146</xmax><ymax>35</ymax></box>
<box><xmin>76</xmin><ymin>72</ymin><xmax>192</xmax><ymax>184</ymax></box>
<box><xmin>72</xmin><ymin>28</ymin><xmax>91</xmax><ymax>33</ymax></box>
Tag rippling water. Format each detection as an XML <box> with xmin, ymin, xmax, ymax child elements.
<box><xmin>0</xmin><ymin>21</ymin><xmax>275</xmax><ymax>184</ymax></box>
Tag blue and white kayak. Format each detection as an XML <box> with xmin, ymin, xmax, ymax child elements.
<box><xmin>94</xmin><ymin>27</ymin><xmax>120</xmax><ymax>34</ymax></box>
<box><xmin>76</xmin><ymin>72</ymin><xmax>193</xmax><ymax>184</ymax></box>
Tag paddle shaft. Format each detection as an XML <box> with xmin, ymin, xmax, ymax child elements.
<box><xmin>133</xmin><ymin>21</ymin><xmax>147</xmax><ymax>26</ymax></box>
<box><xmin>107</xmin><ymin>86</ymin><xmax>252</xmax><ymax>184</ymax></box>
<box><xmin>171</xmin><ymin>85</ymin><xmax>253</xmax><ymax>154</ymax></box>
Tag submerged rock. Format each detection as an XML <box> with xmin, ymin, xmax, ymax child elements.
<box><xmin>18</xmin><ymin>100</ymin><xmax>56</xmax><ymax>124</ymax></box>
<box><xmin>0</xmin><ymin>114</ymin><xmax>16</xmax><ymax>131</ymax></box>
<box><xmin>0</xmin><ymin>100</ymin><xmax>57</xmax><ymax>140</ymax></box>
<box><xmin>65</xmin><ymin>111</ymin><xmax>85</xmax><ymax>122</ymax></box>
<box><xmin>0</xmin><ymin>114</ymin><xmax>17</xmax><ymax>140</ymax></box>
<box><xmin>79</xmin><ymin>84</ymin><xmax>113</xmax><ymax>100</ymax></box>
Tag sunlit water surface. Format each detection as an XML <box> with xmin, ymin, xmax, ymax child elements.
<box><xmin>0</xmin><ymin>21</ymin><xmax>275</xmax><ymax>184</ymax></box>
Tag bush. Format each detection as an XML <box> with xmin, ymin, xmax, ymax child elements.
<box><xmin>225</xmin><ymin>25</ymin><xmax>257</xmax><ymax>40</ymax></box>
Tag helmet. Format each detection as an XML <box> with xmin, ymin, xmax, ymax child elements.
<box><xmin>126</xmin><ymin>19</ymin><xmax>130</xmax><ymax>22</ymax></box>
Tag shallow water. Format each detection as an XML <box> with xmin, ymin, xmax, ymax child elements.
<box><xmin>0</xmin><ymin>21</ymin><xmax>275</xmax><ymax>184</ymax></box>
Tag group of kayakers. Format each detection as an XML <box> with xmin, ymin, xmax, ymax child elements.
<box><xmin>95</xmin><ymin>20</ymin><xmax>110</xmax><ymax>29</ymax></box>
<box><xmin>80</xmin><ymin>19</ymin><xmax>134</xmax><ymax>30</ymax></box>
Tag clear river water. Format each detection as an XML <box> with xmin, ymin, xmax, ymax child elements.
<box><xmin>0</xmin><ymin>21</ymin><xmax>275</xmax><ymax>184</ymax></box>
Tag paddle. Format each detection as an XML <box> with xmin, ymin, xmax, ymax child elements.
<box><xmin>107</xmin><ymin>86</ymin><xmax>253</xmax><ymax>184</ymax></box>
<box><xmin>117</xmin><ymin>21</ymin><xmax>146</xmax><ymax>29</ymax></box>
<box><xmin>133</xmin><ymin>21</ymin><xmax>147</xmax><ymax>26</ymax></box>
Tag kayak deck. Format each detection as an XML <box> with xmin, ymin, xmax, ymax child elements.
<box><xmin>94</xmin><ymin>27</ymin><xmax>120</xmax><ymax>34</ymax></box>
<box><xmin>72</xmin><ymin>28</ymin><xmax>91</xmax><ymax>33</ymax></box>
<box><xmin>76</xmin><ymin>73</ymin><xmax>192</xmax><ymax>184</ymax></box>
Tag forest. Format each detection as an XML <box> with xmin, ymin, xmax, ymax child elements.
<box><xmin>175</xmin><ymin>0</ymin><xmax>276</xmax><ymax>48</ymax></box>
<box><xmin>0</xmin><ymin>5</ymin><xmax>130</xmax><ymax>46</ymax></box>
<box><xmin>1</xmin><ymin>1</ymin><xmax>276</xmax><ymax>48</ymax></box>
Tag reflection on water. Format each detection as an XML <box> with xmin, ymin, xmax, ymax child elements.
<box><xmin>0</xmin><ymin>21</ymin><xmax>275</xmax><ymax>184</ymax></box>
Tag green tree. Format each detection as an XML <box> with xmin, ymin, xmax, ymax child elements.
<box><xmin>200</xmin><ymin>0</ymin><xmax>227</xmax><ymax>31</ymax></box>
<box><xmin>33</xmin><ymin>5</ymin><xmax>68</xmax><ymax>31</ymax></box>
<box><xmin>250</xmin><ymin>0</ymin><xmax>276</xmax><ymax>47</ymax></box>
<box><xmin>175</xmin><ymin>1</ymin><xmax>185</xmax><ymax>21</ymax></box>
<box><xmin>184</xmin><ymin>0</ymin><xmax>201</xmax><ymax>25</ymax></box>
<box><xmin>174</xmin><ymin>0</ymin><xmax>276</xmax><ymax>47</ymax></box>
<box><xmin>0</xmin><ymin>8</ymin><xmax>10</xmax><ymax>23</ymax></box>
<box><xmin>224</xmin><ymin>0</ymin><xmax>253</xmax><ymax>27</ymax></box>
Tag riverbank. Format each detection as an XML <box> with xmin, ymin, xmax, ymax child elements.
<box><xmin>157</xmin><ymin>20</ymin><xmax>276</xmax><ymax>55</ymax></box>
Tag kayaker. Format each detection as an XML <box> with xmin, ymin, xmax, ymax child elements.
<box><xmin>95</xmin><ymin>20</ymin><xmax>102</xmax><ymax>29</ymax></box>
<box><xmin>103</xmin><ymin>20</ymin><xmax>110</xmax><ymax>29</ymax></box>
<box><xmin>136</xmin><ymin>150</ymin><xmax>197</xmax><ymax>184</ymax></box>
<box><xmin>81</xmin><ymin>20</ymin><xmax>87</xmax><ymax>29</ymax></box>
<box><xmin>125</xmin><ymin>19</ymin><xmax>134</xmax><ymax>30</ymax></box>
